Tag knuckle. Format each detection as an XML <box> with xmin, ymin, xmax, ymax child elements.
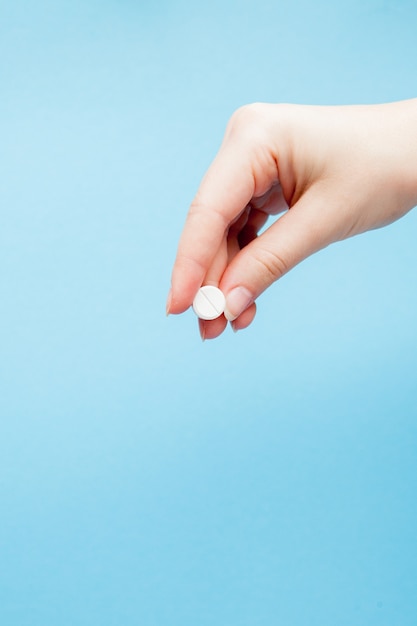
<box><xmin>176</xmin><ymin>250</ymin><xmax>207</xmax><ymax>276</ymax></box>
<box><xmin>188</xmin><ymin>193</ymin><xmax>229</xmax><ymax>233</ymax></box>
<box><xmin>226</xmin><ymin>103</ymin><xmax>265</xmax><ymax>137</ymax></box>
<box><xmin>188</xmin><ymin>191</ymin><xmax>206</xmax><ymax>217</ymax></box>
<box><xmin>253</xmin><ymin>247</ymin><xmax>289</xmax><ymax>283</ymax></box>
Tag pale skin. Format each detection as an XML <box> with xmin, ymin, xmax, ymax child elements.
<box><xmin>167</xmin><ymin>99</ymin><xmax>417</xmax><ymax>340</ymax></box>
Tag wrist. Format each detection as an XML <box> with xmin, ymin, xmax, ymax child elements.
<box><xmin>382</xmin><ymin>99</ymin><xmax>417</xmax><ymax>212</ymax></box>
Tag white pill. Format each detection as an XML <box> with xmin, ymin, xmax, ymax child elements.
<box><xmin>192</xmin><ymin>286</ymin><xmax>226</xmax><ymax>320</ymax></box>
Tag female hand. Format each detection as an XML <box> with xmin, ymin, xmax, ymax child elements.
<box><xmin>167</xmin><ymin>100</ymin><xmax>417</xmax><ymax>339</ymax></box>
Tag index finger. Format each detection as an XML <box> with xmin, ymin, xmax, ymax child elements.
<box><xmin>168</xmin><ymin>144</ymin><xmax>255</xmax><ymax>314</ymax></box>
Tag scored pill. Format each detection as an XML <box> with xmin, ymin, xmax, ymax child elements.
<box><xmin>192</xmin><ymin>286</ymin><xmax>226</xmax><ymax>320</ymax></box>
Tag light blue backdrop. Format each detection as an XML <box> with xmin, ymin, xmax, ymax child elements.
<box><xmin>1</xmin><ymin>1</ymin><xmax>416</xmax><ymax>624</ymax></box>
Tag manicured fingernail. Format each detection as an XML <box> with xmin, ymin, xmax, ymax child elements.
<box><xmin>224</xmin><ymin>287</ymin><xmax>253</xmax><ymax>322</ymax></box>
<box><xmin>166</xmin><ymin>288</ymin><xmax>172</xmax><ymax>316</ymax></box>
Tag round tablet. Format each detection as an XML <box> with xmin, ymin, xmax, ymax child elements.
<box><xmin>192</xmin><ymin>286</ymin><xmax>226</xmax><ymax>320</ymax></box>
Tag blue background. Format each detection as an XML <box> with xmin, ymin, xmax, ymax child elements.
<box><xmin>1</xmin><ymin>1</ymin><xmax>416</xmax><ymax>624</ymax></box>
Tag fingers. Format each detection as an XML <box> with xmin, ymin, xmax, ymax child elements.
<box><xmin>198</xmin><ymin>235</ymin><xmax>229</xmax><ymax>340</ymax></box>
<box><xmin>250</xmin><ymin>182</ymin><xmax>289</xmax><ymax>215</ymax></box>
<box><xmin>199</xmin><ymin>315</ymin><xmax>228</xmax><ymax>341</ymax></box>
<box><xmin>168</xmin><ymin>144</ymin><xmax>255</xmax><ymax>315</ymax></box>
<box><xmin>220</xmin><ymin>185</ymin><xmax>340</xmax><ymax>321</ymax></box>
<box><xmin>168</xmin><ymin>104</ymin><xmax>283</xmax><ymax>316</ymax></box>
<box><xmin>199</xmin><ymin>301</ymin><xmax>257</xmax><ymax>340</ymax></box>
<box><xmin>237</xmin><ymin>207</ymin><xmax>270</xmax><ymax>248</ymax></box>
<box><xmin>198</xmin><ymin>211</ymin><xmax>252</xmax><ymax>340</ymax></box>
<box><xmin>167</xmin><ymin>103</ymin><xmax>300</xmax><ymax>338</ymax></box>
<box><xmin>230</xmin><ymin>302</ymin><xmax>257</xmax><ymax>332</ymax></box>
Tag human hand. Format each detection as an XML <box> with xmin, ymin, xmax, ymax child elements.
<box><xmin>167</xmin><ymin>99</ymin><xmax>417</xmax><ymax>339</ymax></box>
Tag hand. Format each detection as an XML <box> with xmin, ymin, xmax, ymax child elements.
<box><xmin>167</xmin><ymin>100</ymin><xmax>417</xmax><ymax>339</ymax></box>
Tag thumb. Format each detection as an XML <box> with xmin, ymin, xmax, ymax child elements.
<box><xmin>220</xmin><ymin>187</ymin><xmax>340</xmax><ymax>321</ymax></box>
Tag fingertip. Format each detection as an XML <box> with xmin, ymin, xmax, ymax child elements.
<box><xmin>168</xmin><ymin>278</ymin><xmax>198</xmax><ymax>315</ymax></box>
<box><xmin>199</xmin><ymin>316</ymin><xmax>228</xmax><ymax>341</ymax></box>
<box><xmin>169</xmin><ymin>253</ymin><xmax>210</xmax><ymax>314</ymax></box>
<box><xmin>230</xmin><ymin>302</ymin><xmax>256</xmax><ymax>332</ymax></box>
